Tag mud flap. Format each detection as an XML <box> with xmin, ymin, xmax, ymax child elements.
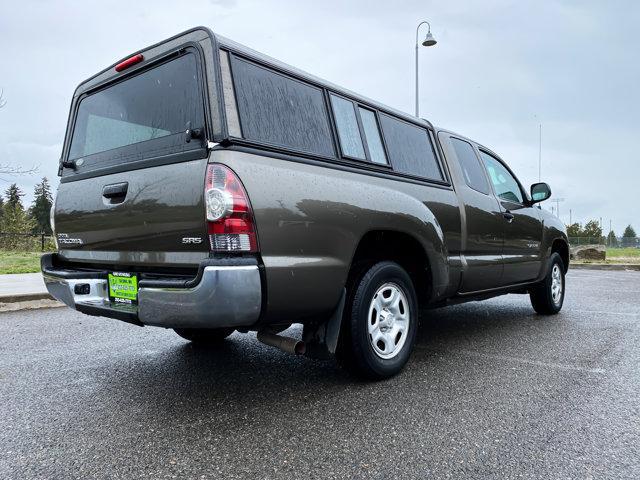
<box><xmin>302</xmin><ymin>288</ymin><xmax>346</xmax><ymax>360</ymax></box>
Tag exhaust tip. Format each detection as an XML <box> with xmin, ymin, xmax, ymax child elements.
<box><xmin>257</xmin><ymin>331</ymin><xmax>306</xmax><ymax>356</ymax></box>
<box><xmin>294</xmin><ymin>340</ymin><xmax>306</xmax><ymax>356</ymax></box>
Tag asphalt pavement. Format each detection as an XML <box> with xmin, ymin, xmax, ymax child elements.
<box><xmin>1</xmin><ymin>269</ymin><xmax>638</xmax><ymax>479</ymax></box>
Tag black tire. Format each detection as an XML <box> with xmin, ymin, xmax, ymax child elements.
<box><xmin>173</xmin><ymin>327</ymin><xmax>235</xmax><ymax>344</ymax></box>
<box><xmin>337</xmin><ymin>261</ymin><xmax>418</xmax><ymax>380</ymax></box>
<box><xmin>530</xmin><ymin>252</ymin><xmax>565</xmax><ymax>315</ymax></box>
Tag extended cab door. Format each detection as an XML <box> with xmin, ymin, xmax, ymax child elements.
<box><xmin>439</xmin><ymin>133</ymin><xmax>504</xmax><ymax>292</ymax></box>
<box><xmin>478</xmin><ymin>150</ymin><xmax>543</xmax><ymax>285</ymax></box>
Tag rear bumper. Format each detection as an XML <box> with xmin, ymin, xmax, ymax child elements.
<box><xmin>41</xmin><ymin>254</ymin><xmax>262</xmax><ymax>329</ymax></box>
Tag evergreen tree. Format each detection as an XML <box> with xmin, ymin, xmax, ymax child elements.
<box><xmin>29</xmin><ymin>177</ymin><xmax>53</xmax><ymax>234</ymax></box>
<box><xmin>5</xmin><ymin>183</ymin><xmax>24</xmax><ymax>210</ymax></box>
<box><xmin>623</xmin><ymin>225</ymin><xmax>637</xmax><ymax>238</ymax></box>
<box><xmin>607</xmin><ymin>230</ymin><xmax>618</xmax><ymax>247</ymax></box>
<box><xmin>1</xmin><ymin>183</ymin><xmax>34</xmax><ymax>249</ymax></box>
<box><xmin>566</xmin><ymin>223</ymin><xmax>583</xmax><ymax>238</ymax></box>
<box><xmin>582</xmin><ymin>219</ymin><xmax>602</xmax><ymax>238</ymax></box>
<box><xmin>621</xmin><ymin>225</ymin><xmax>637</xmax><ymax>247</ymax></box>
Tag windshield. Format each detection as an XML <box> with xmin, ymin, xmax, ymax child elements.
<box><xmin>68</xmin><ymin>53</ymin><xmax>204</xmax><ymax>161</ymax></box>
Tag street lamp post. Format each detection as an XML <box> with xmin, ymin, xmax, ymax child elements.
<box><xmin>538</xmin><ymin>123</ymin><xmax>542</xmax><ymax>182</ymax></box>
<box><xmin>553</xmin><ymin>198</ymin><xmax>565</xmax><ymax>220</ymax></box>
<box><xmin>415</xmin><ymin>20</ymin><xmax>437</xmax><ymax>117</ymax></box>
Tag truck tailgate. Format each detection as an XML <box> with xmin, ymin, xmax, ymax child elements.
<box><xmin>55</xmin><ymin>159</ymin><xmax>209</xmax><ymax>267</ymax></box>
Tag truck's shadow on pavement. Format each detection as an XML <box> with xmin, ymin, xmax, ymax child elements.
<box><xmin>415</xmin><ymin>300</ymin><xmax>541</xmax><ymax>346</ymax></box>
<box><xmin>97</xmin><ymin>297</ymin><xmax>549</xmax><ymax>415</ymax></box>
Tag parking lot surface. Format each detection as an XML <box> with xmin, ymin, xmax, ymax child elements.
<box><xmin>1</xmin><ymin>269</ymin><xmax>638</xmax><ymax>479</ymax></box>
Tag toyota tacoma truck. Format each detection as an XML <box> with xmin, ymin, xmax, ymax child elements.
<box><xmin>43</xmin><ymin>27</ymin><xmax>568</xmax><ymax>379</ymax></box>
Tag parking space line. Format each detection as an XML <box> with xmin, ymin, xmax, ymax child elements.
<box><xmin>418</xmin><ymin>347</ymin><xmax>607</xmax><ymax>374</ymax></box>
<box><xmin>570</xmin><ymin>310</ymin><xmax>640</xmax><ymax>317</ymax></box>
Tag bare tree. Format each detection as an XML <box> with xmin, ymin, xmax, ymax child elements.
<box><xmin>0</xmin><ymin>164</ymin><xmax>39</xmax><ymax>177</ymax></box>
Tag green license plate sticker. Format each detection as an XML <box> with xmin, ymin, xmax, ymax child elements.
<box><xmin>108</xmin><ymin>273</ymin><xmax>138</xmax><ymax>304</ymax></box>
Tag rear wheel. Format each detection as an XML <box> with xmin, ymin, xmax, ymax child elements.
<box><xmin>173</xmin><ymin>328</ymin><xmax>234</xmax><ymax>344</ymax></box>
<box><xmin>338</xmin><ymin>261</ymin><xmax>418</xmax><ymax>380</ymax></box>
<box><xmin>530</xmin><ymin>252</ymin><xmax>565</xmax><ymax>315</ymax></box>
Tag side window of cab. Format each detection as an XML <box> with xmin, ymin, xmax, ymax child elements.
<box><xmin>450</xmin><ymin>138</ymin><xmax>490</xmax><ymax>194</ymax></box>
<box><xmin>478</xmin><ymin>151</ymin><xmax>524</xmax><ymax>204</ymax></box>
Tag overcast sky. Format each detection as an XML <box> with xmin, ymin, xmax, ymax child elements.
<box><xmin>0</xmin><ymin>0</ymin><xmax>638</xmax><ymax>234</ymax></box>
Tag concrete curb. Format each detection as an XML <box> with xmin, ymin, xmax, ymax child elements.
<box><xmin>571</xmin><ymin>263</ymin><xmax>640</xmax><ymax>271</ymax></box>
<box><xmin>0</xmin><ymin>293</ymin><xmax>54</xmax><ymax>304</ymax></box>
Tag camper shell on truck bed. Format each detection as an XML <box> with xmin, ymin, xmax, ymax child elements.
<box><xmin>43</xmin><ymin>27</ymin><xmax>568</xmax><ymax>379</ymax></box>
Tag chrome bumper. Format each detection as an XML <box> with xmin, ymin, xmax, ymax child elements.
<box><xmin>43</xmin><ymin>263</ymin><xmax>262</xmax><ymax>329</ymax></box>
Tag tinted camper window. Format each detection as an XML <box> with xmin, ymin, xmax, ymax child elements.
<box><xmin>330</xmin><ymin>94</ymin><xmax>365</xmax><ymax>159</ymax></box>
<box><xmin>358</xmin><ymin>107</ymin><xmax>387</xmax><ymax>165</ymax></box>
<box><xmin>68</xmin><ymin>53</ymin><xmax>204</xmax><ymax>165</ymax></box>
<box><xmin>231</xmin><ymin>57</ymin><xmax>334</xmax><ymax>157</ymax></box>
<box><xmin>379</xmin><ymin>114</ymin><xmax>443</xmax><ymax>181</ymax></box>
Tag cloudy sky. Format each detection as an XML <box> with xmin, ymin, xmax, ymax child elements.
<box><xmin>0</xmin><ymin>0</ymin><xmax>638</xmax><ymax>234</ymax></box>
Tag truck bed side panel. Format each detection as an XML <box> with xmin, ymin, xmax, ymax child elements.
<box><xmin>214</xmin><ymin>149</ymin><xmax>461</xmax><ymax>323</ymax></box>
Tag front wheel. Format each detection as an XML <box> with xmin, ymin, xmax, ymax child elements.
<box><xmin>338</xmin><ymin>261</ymin><xmax>418</xmax><ymax>380</ymax></box>
<box><xmin>173</xmin><ymin>327</ymin><xmax>235</xmax><ymax>344</ymax></box>
<box><xmin>530</xmin><ymin>252</ymin><xmax>565</xmax><ymax>315</ymax></box>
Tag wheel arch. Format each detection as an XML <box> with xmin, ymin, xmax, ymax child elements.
<box><xmin>346</xmin><ymin>229</ymin><xmax>442</xmax><ymax>309</ymax></box>
<box><xmin>551</xmin><ymin>237</ymin><xmax>570</xmax><ymax>273</ymax></box>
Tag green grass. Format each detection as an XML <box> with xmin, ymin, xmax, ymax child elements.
<box><xmin>1</xmin><ymin>247</ymin><xmax>637</xmax><ymax>273</ymax></box>
<box><xmin>0</xmin><ymin>252</ymin><xmax>43</xmax><ymax>274</ymax></box>
<box><xmin>574</xmin><ymin>247</ymin><xmax>640</xmax><ymax>265</ymax></box>
<box><xmin>607</xmin><ymin>247</ymin><xmax>640</xmax><ymax>259</ymax></box>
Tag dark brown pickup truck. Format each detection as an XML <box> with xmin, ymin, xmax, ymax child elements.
<box><xmin>43</xmin><ymin>27</ymin><xmax>568</xmax><ymax>379</ymax></box>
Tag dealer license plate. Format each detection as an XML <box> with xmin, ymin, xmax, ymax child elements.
<box><xmin>108</xmin><ymin>272</ymin><xmax>138</xmax><ymax>304</ymax></box>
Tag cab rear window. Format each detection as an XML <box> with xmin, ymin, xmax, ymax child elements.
<box><xmin>67</xmin><ymin>53</ymin><xmax>205</xmax><ymax>167</ymax></box>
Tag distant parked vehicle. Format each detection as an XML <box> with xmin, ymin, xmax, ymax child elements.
<box><xmin>43</xmin><ymin>27</ymin><xmax>568</xmax><ymax>379</ymax></box>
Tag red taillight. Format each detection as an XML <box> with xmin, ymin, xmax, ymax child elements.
<box><xmin>205</xmin><ymin>164</ymin><xmax>258</xmax><ymax>253</ymax></box>
<box><xmin>115</xmin><ymin>54</ymin><xmax>144</xmax><ymax>72</ymax></box>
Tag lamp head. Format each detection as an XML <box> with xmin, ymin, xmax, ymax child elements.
<box><xmin>422</xmin><ymin>31</ymin><xmax>437</xmax><ymax>47</ymax></box>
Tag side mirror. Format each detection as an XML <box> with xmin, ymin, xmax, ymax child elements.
<box><xmin>530</xmin><ymin>182</ymin><xmax>551</xmax><ymax>203</ymax></box>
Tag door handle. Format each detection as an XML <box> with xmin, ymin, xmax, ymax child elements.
<box><xmin>102</xmin><ymin>182</ymin><xmax>128</xmax><ymax>200</ymax></box>
<box><xmin>503</xmin><ymin>212</ymin><xmax>515</xmax><ymax>223</ymax></box>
